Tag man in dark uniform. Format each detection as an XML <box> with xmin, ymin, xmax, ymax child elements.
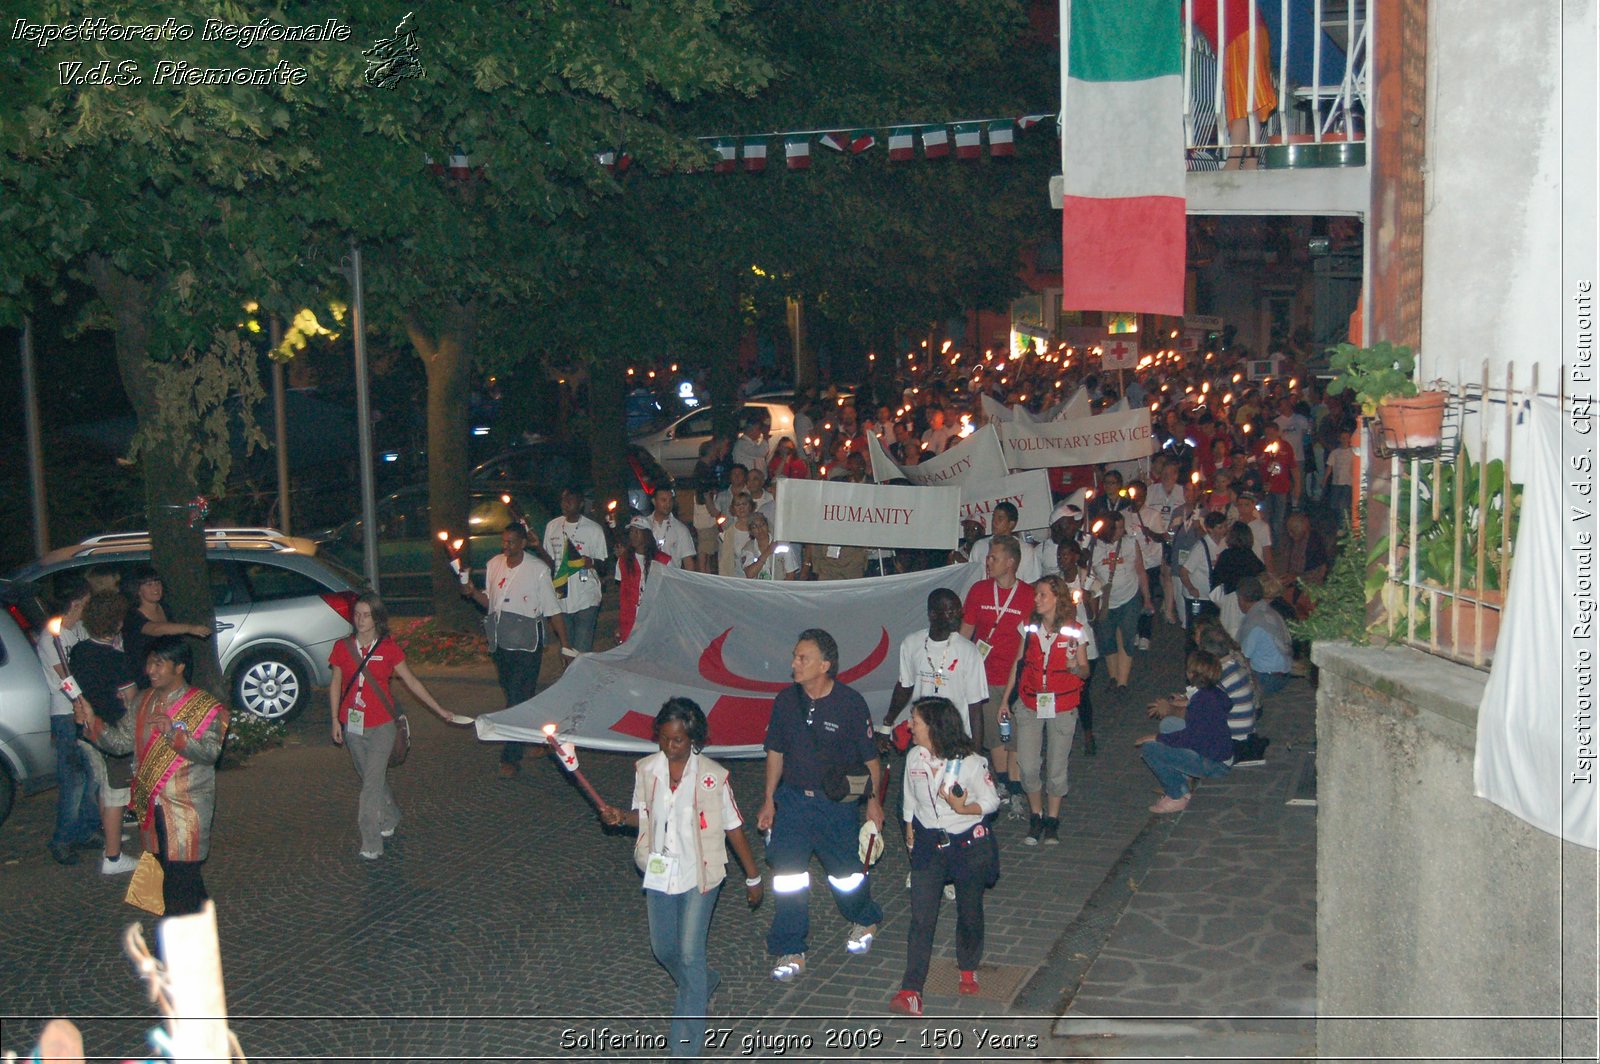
<box><xmin>757</xmin><ymin>628</ymin><xmax>885</xmax><ymax>982</ymax></box>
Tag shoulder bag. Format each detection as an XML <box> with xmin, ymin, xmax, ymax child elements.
<box><xmin>340</xmin><ymin>639</ymin><xmax>410</xmax><ymax>767</ymax></box>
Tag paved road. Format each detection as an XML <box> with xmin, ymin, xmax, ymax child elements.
<box><xmin>0</xmin><ymin>612</ymin><xmax>1317</xmax><ymax>1062</ymax></box>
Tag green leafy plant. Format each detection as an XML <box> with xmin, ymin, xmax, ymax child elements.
<box><xmin>1290</xmin><ymin>516</ymin><xmax>1371</xmax><ymax>646</ymax></box>
<box><xmin>221</xmin><ymin>714</ymin><xmax>286</xmax><ymax>769</ymax></box>
<box><xmin>1324</xmin><ymin>340</ymin><xmax>1418</xmax><ymax>416</ymax></box>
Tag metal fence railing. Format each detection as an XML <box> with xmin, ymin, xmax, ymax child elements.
<box><xmin>1374</xmin><ymin>363</ymin><xmax>1540</xmax><ymax>669</ymax></box>
<box><xmin>1184</xmin><ymin>0</ymin><xmax>1369</xmax><ymax>166</ymax></box>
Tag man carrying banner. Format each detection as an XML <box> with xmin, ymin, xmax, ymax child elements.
<box><xmin>647</xmin><ymin>487</ymin><xmax>699</xmax><ymax>572</ymax></box>
<box><xmin>959</xmin><ymin>536</ymin><xmax>1035</xmax><ymax>814</ymax></box>
<box><xmin>758</xmin><ymin>629</ymin><xmax>885</xmax><ymax>983</ymax></box>
<box><xmin>544</xmin><ymin>487</ymin><xmax>609</xmax><ymax>657</ymax></box>
<box><xmin>963</xmin><ymin>502</ymin><xmax>1044</xmax><ymax>583</ymax></box>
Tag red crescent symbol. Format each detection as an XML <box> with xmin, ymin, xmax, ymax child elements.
<box><xmin>838</xmin><ymin>627</ymin><xmax>891</xmax><ymax>683</ymax></box>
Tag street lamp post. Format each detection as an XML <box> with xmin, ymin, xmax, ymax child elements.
<box><xmin>344</xmin><ymin>243</ymin><xmax>381</xmax><ymax>592</ymax></box>
<box><xmin>20</xmin><ymin>315</ymin><xmax>49</xmax><ymax>556</ymax></box>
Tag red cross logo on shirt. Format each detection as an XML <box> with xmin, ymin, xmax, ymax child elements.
<box><xmin>701</xmin><ymin>774</ymin><xmax>716</xmax><ymax>790</ymax></box>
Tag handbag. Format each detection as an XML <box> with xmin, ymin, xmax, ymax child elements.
<box><xmin>340</xmin><ymin>639</ymin><xmax>410</xmax><ymax>768</ymax></box>
<box><xmin>485</xmin><ymin>610</ymin><xmax>544</xmax><ymax>653</ymax></box>
<box><xmin>124</xmin><ymin>851</ymin><xmax>164</xmax><ymax>915</ymax></box>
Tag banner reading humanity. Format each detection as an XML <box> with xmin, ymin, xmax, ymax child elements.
<box><xmin>773</xmin><ymin>478</ymin><xmax>960</xmax><ymax>549</ymax></box>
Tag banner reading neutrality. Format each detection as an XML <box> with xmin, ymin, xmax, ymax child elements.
<box><xmin>773</xmin><ymin>478</ymin><xmax>960</xmax><ymax>549</ymax></box>
<box><xmin>475</xmin><ymin>564</ymin><xmax>982</xmax><ymax>757</ymax></box>
<box><xmin>865</xmin><ymin>422</ymin><xmax>1008</xmax><ymax>489</ymax></box>
<box><xmin>999</xmin><ymin>406</ymin><xmax>1156</xmax><ymax>469</ymax></box>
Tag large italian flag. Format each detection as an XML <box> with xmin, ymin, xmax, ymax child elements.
<box><xmin>1060</xmin><ymin>0</ymin><xmax>1185</xmax><ymax>316</ymax></box>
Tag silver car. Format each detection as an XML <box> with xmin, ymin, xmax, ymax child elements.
<box><xmin>0</xmin><ymin>607</ymin><xmax>52</xmax><ymax>827</ymax></box>
<box><xmin>632</xmin><ymin>400</ymin><xmax>797</xmax><ymax>479</ymax></box>
<box><xmin>7</xmin><ymin>529</ymin><xmax>364</xmax><ymax>723</ymax></box>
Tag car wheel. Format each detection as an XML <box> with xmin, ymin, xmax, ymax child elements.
<box><xmin>0</xmin><ymin>764</ymin><xmax>15</xmax><ymax>828</ymax></box>
<box><xmin>231</xmin><ymin>652</ymin><xmax>309</xmax><ymax>722</ymax></box>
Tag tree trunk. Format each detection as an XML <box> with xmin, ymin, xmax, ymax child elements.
<box><xmin>788</xmin><ymin>294</ymin><xmax>816</xmax><ymax>394</ymax></box>
<box><xmin>87</xmin><ymin>257</ymin><xmax>222</xmax><ymax>693</ymax></box>
<box><xmin>405</xmin><ymin>304</ymin><xmax>478</xmax><ymax>629</ymax></box>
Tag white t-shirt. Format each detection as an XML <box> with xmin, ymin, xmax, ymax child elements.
<box><xmin>543</xmin><ymin>515</ymin><xmax>610</xmax><ymax>613</ymax></box>
<box><xmin>1144</xmin><ymin>481</ymin><xmax>1186</xmax><ymax>534</ymax></box>
<box><xmin>484</xmin><ymin>553</ymin><xmax>562</xmax><ymax>620</ymax></box>
<box><xmin>739</xmin><ymin>539</ymin><xmax>799</xmax><ymax>580</ymax></box>
<box><xmin>1181</xmin><ymin>534</ymin><xmax>1225</xmax><ymax>600</ymax></box>
<box><xmin>649</xmin><ymin>513</ymin><xmax>697</xmax><ymax>567</ymax></box>
<box><xmin>968</xmin><ymin>535</ymin><xmax>1044</xmax><ymax>583</ymax></box>
<box><xmin>732</xmin><ymin>434</ymin><xmax>768</xmax><ymax>473</ymax></box>
<box><xmin>1062</xmin><ymin>571</ymin><xmax>1103</xmax><ymax>659</ymax></box>
<box><xmin>901</xmin><ymin>746</ymin><xmax>1000</xmax><ymax>833</ymax></box>
<box><xmin>1124</xmin><ymin>510</ymin><xmax>1166</xmax><ymax>569</ymax></box>
<box><xmin>1247</xmin><ymin>517</ymin><xmax>1273</xmax><ymax>564</ymax></box>
<box><xmin>38</xmin><ymin>622</ymin><xmax>85</xmax><ymax>716</ymax></box>
<box><xmin>1088</xmin><ymin>534</ymin><xmax>1143</xmax><ymax>609</ymax></box>
<box><xmin>894</xmin><ymin>630</ymin><xmax>988</xmax><ymax>734</ymax></box>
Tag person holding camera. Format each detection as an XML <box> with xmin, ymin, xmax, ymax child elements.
<box><xmin>739</xmin><ymin>513</ymin><xmax>798</xmax><ymax>581</ymax></box>
<box><xmin>997</xmin><ymin>575</ymin><xmax>1091</xmax><ymax>846</ymax></box>
<box><xmin>890</xmin><ymin>696</ymin><xmax>1001</xmax><ymax>1017</ymax></box>
<box><xmin>757</xmin><ymin>629</ymin><xmax>884</xmax><ymax>983</ymax></box>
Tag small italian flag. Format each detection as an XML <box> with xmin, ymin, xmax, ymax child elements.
<box><xmin>785</xmin><ymin>136</ymin><xmax>811</xmax><ymax>169</ymax></box>
<box><xmin>987</xmin><ymin>121</ymin><xmax>1016</xmax><ymax>157</ymax></box>
<box><xmin>953</xmin><ymin>123</ymin><xmax>982</xmax><ymax>159</ymax></box>
<box><xmin>887</xmin><ymin>127</ymin><xmax>915</xmax><ymax>162</ymax></box>
<box><xmin>1017</xmin><ymin>113</ymin><xmax>1053</xmax><ymax>130</ymax></box>
<box><xmin>1061</xmin><ymin>0</ymin><xmax>1185</xmax><ymax>316</ymax></box>
<box><xmin>713</xmin><ymin>138</ymin><xmax>737</xmax><ymax>174</ymax></box>
<box><xmin>821</xmin><ymin>129</ymin><xmax>875</xmax><ymax>154</ymax></box>
<box><xmin>743</xmin><ymin>138</ymin><xmax>768</xmax><ymax>172</ymax></box>
<box><xmin>922</xmin><ymin>126</ymin><xmax>950</xmax><ymax>158</ymax></box>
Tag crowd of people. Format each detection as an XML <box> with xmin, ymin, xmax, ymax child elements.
<box><xmin>30</xmin><ymin>336</ymin><xmax>1349</xmax><ymax>1056</ymax></box>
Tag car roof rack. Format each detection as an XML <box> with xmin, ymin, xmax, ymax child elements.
<box><xmin>77</xmin><ymin>527</ymin><xmax>290</xmax><ymax>546</ymax></box>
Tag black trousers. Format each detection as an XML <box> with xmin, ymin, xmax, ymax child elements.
<box><xmin>1079</xmin><ymin>659</ymin><xmax>1097</xmax><ymax>734</ymax></box>
<box><xmin>901</xmin><ymin>823</ymin><xmax>993</xmax><ymax>993</ymax></box>
<box><xmin>493</xmin><ymin>646</ymin><xmax>544</xmax><ymax>764</ymax></box>
<box><xmin>154</xmin><ymin>808</ymin><xmax>209</xmax><ymax>917</ymax></box>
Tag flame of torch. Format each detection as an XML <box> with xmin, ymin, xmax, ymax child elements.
<box><xmin>500</xmin><ymin>493</ymin><xmax>527</xmax><ymax>529</ymax></box>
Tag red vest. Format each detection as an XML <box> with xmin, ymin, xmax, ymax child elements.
<box><xmin>1018</xmin><ymin>627</ymin><xmax>1084</xmax><ymax>712</ymax></box>
<box><xmin>617</xmin><ymin>549</ymin><xmax>669</xmax><ymax>642</ymax></box>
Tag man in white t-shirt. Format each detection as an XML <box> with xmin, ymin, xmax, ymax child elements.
<box><xmin>731</xmin><ymin>416</ymin><xmax>770</xmax><ymax>473</ymax></box>
<box><xmin>1234</xmin><ymin>493</ymin><xmax>1274</xmax><ymax>570</ymax></box>
<box><xmin>964</xmin><ymin>502</ymin><xmax>1044</xmax><ymax>583</ymax></box>
<box><xmin>647</xmin><ymin>487</ymin><xmax>698</xmax><ymax>570</ymax></box>
<box><xmin>40</xmin><ymin>575</ymin><xmax>98</xmax><ymax>864</ymax></box>
<box><xmin>463</xmin><ymin>524</ymin><xmax>571</xmax><ymax>777</ymax></box>
<box><xmin>543</xmin><ymin>487</ymin><xmax>610</xmax><ymax>654</ymax></box>
<box><xmin>878</xmin><ymin>589</ymin><xmax>989</xmax><ymax>743</ymax></box>
<box><xmin>920</xmin><ymin>408</ymin><xmax>959</xmax><ymax>454</ymax></box>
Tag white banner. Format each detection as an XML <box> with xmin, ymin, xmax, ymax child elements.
<box><xmin>981</xmin><ymin>394</ymin><xmax>1013</xmax><ymax>423</ymax></box>
<box><xmin>960</xmin><ymin>469</ymin><xmax>1054</xmax><ymax>532</ymax></box>
<box><xmin>475</xmin><ymin>564</ymin><xmax>981</xmax><ymax>757</ymax></box>
<box><xmin>773</xmin><ymin>478</ymin><xmax>960</xmax><ymax>549</ymax></box>
<box><xmin>1000</xmin><ymin>407</ymin><xmax>1156</xmax><ymax>469</ymax></box>
<box><xmin>1055</xmin><ymin>386</ymin><xmax>1092</xmax><ymax>420</ymax></box>
<box><xmin>866</xmin><ymin>422</ymin><xmax>1009</xmax><ymax>489</ymax></box>
<box><xmin>1475</xmin><ymin>399</ymin><xmax>1596</xmax><ymax>848</ymax></box>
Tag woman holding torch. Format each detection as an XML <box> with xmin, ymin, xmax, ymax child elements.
<box><xmin>598</xmin><ymin>699</ymin><xmax>763</xmax><ymax>1059</ymax></box>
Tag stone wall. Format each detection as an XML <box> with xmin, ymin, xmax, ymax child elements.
<box><xmin>1315</xmin><ymin>642</ymin><xmax>1597</xmax><ymax>1062</ymax></box>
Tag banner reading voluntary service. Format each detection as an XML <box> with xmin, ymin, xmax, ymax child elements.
<box><xmin>1000</xmin><ymin>406</ymin><xmax>1155</xmax><ymax>469</ymax></box>
<box><xmin>865</xmin><ymin>422</ymin><xmax>1008</xmax><ymax>489</ymax></box>
<box><xmin>774</xmin><ymin>478</ymin><xmax>960</xmax><ymax>549</ymax></box>
<box><xmin>475</xmin><ymin>563</ymin><xmax>982</xmax><ymax>757</ymax></box>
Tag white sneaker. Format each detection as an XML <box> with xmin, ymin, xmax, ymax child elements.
<box><xmin>359</xmin><ymin>850</ymin><xmax>382</xmax><ymax>860</ymax></box>
<box><xmin>380</xmin><ymin>827</ymin><xmax>396</xmax><ymax>838</ymax></box>
<box><xmin>905</xmin><ymin>872</ymin><xmax>912</xmax><ymax>889</ymax></box>
<box><xmin>101</xmin><ymin>853</ymin><xmax>139</xmax><ymax>875</ymax></box>
<box><xmin>846</xmin><ymin>923</ymin><xmax>877</xmax><ymax>955</ymax></box>
<box><xmin>1136</xmin><ymin>636</ymin><xmax>1151</xmax><ymax>651</ymax></box>
<box><xmin>943</xmin><ymin>883</ymin><xmax>956</xmax><ymax>902</ymax></box>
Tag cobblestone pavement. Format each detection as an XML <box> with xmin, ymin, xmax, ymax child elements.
<box><xmin>0</xmin><ymin>605</ymin><xmax>1317</xmax><ymax>1062</ymax></box>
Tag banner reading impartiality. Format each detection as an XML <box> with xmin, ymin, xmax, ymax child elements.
<box><xmin>961</xmin><ymin>469</ymin><xmax>1054</xmax><ymax>532</ymax></box>
<box><xmin>475</xmin><ymin>563</ymin><xmax>982</xmax><ymax>757</ymax></box>
<box><xmin>773</xmin><ymin>478</ymin><xmax>960</xmax><ymax>549</ymax></box>
<box><xmin>1000</xmin><ymin>406</ymin><xmax>1155</xmax><ymax>469</ymax></box>
<box><xmin>865</xmin><ymin>422</ymin><xmax>1008</xmax><ymax>489</ymax></box>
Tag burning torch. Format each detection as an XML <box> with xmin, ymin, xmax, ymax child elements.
<box><xmin>500</xmin><ymin>493</ymin><xmax>528</xmax><ymax>531</ymax></box>
<box><xmin>439</xmin><ymin>531</ymin><xmax>468</xmax><ymax>583</ymax></box>
<box><xmin>605</xmin><ymin>500</ymin><xmax>619</xmax><ymax>529</ymax></box>
<box><xmin>543</xmin><ymin>723</ymin><xmax>606</xmax><ymax>811</ymax></box>
<box><xmin>46</xmin><ymin>617</ymin><xmax>83</xmax><ymax>701</ymax></box>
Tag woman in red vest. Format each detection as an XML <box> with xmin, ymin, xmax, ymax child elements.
<box><xmin>615</xmin><ymin>516</ymin><xmax>671</xmax><ymax>643</ymax></box>
<box><xmin>997</xmin><ymin>574</ymin><xmax>1089</xmax><ymax>847</ymax></box>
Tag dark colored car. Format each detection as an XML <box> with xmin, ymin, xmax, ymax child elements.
<box><xmin>469</xmin><ymin>440</ymin><xmax>671</xmax><ymax>514</ymax></box>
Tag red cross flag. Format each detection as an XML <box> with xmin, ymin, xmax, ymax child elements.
<box><xmin>1101</xmin><ymin>338</ymin><xmax>1140</xmax><ymax>370</ymax></box>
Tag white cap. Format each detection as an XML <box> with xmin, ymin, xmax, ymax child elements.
<box><xmin>1049</xmin><ymin>488</ymin><xmax>1089</xmax><ymax>524</ymax></box>
<box><xmin>626</xmin><ymin>515</ymin><xmax>652</xmax><ymax>532</ymax></box>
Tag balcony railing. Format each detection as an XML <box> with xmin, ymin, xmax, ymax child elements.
<box><xmin>1184</xmin><ymin>0</ymin><xmax>1368</xmax><ymax>170</ymax></box>
<box><xmin>1370</xmin><ymin>363</ymin><xmax>1537</xmax><ymax>669</ymax></box>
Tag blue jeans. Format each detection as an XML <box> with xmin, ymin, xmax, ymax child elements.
<box><xmin>564</xmin><ymin>603</ymin><xmax>600</xmax><ymax>653</ymax></box>
<box><xmin>647</xmin><ymin>884</ymin><xmax>722</xmax><ymax>1058</ymax></box>
<box><xmin>51</xmin><ymin>716</ymin><xmax>98</xmax><ymax>847</ymax></box>
<box><xmin>765</xmin><ymin>786</ymin><xmax>883</xmax><ymax>956</ymax></box>
<box><xmin>1254</xmin><ymin>670</ymin><xmax>1290</xmax><ymax>697</ymax></box>
<box><xmin>1141</xmin><ymin>741</ymin><xmax>1231</xmax><ymax>799</ymax></box>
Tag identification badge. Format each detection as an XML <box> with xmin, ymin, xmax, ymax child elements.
<box><xmin>827</xmin><ymin>545</ymin><xmax>842</xmax><ymax>559</ymax></box>
<box><xmin>346</xmin><ymin>707</ymin><xmax>365</xmax><ymax>736</ymax></box>
<box><xmin>1036</xmin><ymin>692</ymin><xmax>1056</xmax><ymax>719</ymax></box>
<box><xmin>977</xmin><ymin>639</ymin><xmax>992</xmax><ymax>659</ymax></box>
<box><xmin>642</xmin><ymin>851</ymin><xmax>676</xmax><ymax>891</ymax></box>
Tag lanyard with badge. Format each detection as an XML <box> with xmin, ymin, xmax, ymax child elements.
<box><xmin>977</xmin><ymin>581</ymin><xmax>1020</xmax><ymax>660</ymax></box>
<box><xmin>1026</xmin><ymin>625</ymin><xmax>1077</xmax><ymax>718</ymax></box>
<box><xmin>339</xmin><ymin>639</ymin><xmax>381</xmax><ymax>736</ymax></box>
<box><xmin>642</xmin><ymin>760</ymin><xmax>689</xmax><ymax>890</ymax></box>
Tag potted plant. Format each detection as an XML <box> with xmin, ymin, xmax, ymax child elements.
<box><xmin>1324</xmin><ymin>340</ymin><xmax>1447</xmax><ymax>452</ymax></box>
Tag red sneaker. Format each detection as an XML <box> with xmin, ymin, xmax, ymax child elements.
<box><xmin>959</xmin><ymin>970</ymin><xmax>980</xmax><ymax>995</ymax></box>
<box><xmin>889</xmin><ymin>989</ymin><xmax>923</xmax><ymax>1016</ymax></box>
